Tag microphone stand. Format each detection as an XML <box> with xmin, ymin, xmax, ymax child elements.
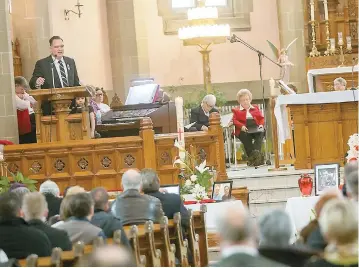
<box><xmin>229</xmin><ymin>34</ymin><xmax>282</xmax><ymax>165</ymax></box>
<box><xmin>49</xmin><ymin>55</ymin><xmax>57</xmax><ymax>143</ymax></box>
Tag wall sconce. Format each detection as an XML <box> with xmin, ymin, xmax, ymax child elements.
<box><xmin>64</xmin><ymin>0</ymin><xmax>84</xmax><ymax>20</ymax></box>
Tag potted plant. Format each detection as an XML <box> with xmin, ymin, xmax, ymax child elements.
<box><xmin>0</xmin><ymin>172</ymin><xmax>37</xmax><ymax>193</ymax></box>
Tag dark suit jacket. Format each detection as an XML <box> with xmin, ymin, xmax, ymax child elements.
<box><xmin>29</xmin><ymin>55</ymin><xmax>80</xmax><ymax>89</ymax></box>
<box><xmin>214</xmin><ymin>252</ymin><xmax>286</xmax><ymax>267</ymax></box>
<box><xmin>112</xmin><ymin>189</ymin><xmax>164</xmax><ymax>226</ymax></box>
<box><xmin>0</xmin><ymin>217</ymin><xmax>52</xmax><ymax>259</ymax></box>
<box><xmin>146</xmin><ymin>191</ymin><xmax>189</xmax><ymax>228</ymax></box>
<box><xmin>91</xmin><ymin>209</ymin><xmax>131</xmax><ymax>248</ymax></box>
<box><xmin>27</xmin><ymin>219</ymin><xmax>72</xmax><ymax>251</ymax></box>
<box><xmin>190</xmin><ymin>106</ymin><xmax>219</xmax><ymax>131</ymax></box>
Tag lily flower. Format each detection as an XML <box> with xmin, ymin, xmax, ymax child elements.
<box><xmin>195</xmin><ymin>160</ymin><xmax>209</xmax><ymax>174</ymax></box>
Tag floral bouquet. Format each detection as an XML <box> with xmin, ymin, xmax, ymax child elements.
<box><xmin>173</xmin><ymin>141</ymin><xmax>212</xmax><ymax>201</ymax></box>
<box><xmin>346</xmin><ymin>134</ymin><xmax>358</xmax><ymax>163</ymax></box>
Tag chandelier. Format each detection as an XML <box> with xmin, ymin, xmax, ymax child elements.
<box><xmin>178</xmin><ymin>0</ymin><xmax>230</xmax><ymax>46</ymax></box>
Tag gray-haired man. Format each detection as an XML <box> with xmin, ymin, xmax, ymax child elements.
<box><xmin>111</xmin><ymin>169</ymin><xmax>164</xmax><ymax>225</ymax></box>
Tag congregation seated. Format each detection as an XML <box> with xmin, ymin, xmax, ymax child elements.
<box><xmin>306</xmin><ymin>199</ymin><xmax>358</xmax><ymax>267</ymax></box>
<box><xmin>9</xmin><ymin>183</ymin><xmax>30</xmax><ymax>204</ymax></box>
<box><xmin>140</xmin><ymin>168</ymin><xmax>189</xmax><ymax>228</ymax></box>
<box><xmin>22</xmin><ymin>192</ymin><xmax>72</xmax><ymax>251</ymax></box>
<box><xmin>77</xmin><ymin>245</ymin><xmax>136</xmax><ymax>267</ymax></box>
<box><xmin>90</xmin><ymin>187</ymin><xmax>131</xmax><ymax>248</ymax></box>
<box><xmin>214</xmin><ymin>203</ymin><xmax>285</xmax><ymax>267</ymax></box>
<box><xmin>0</xmin><ymin>192</ymin><xmax>52</xmax><ymax>259</ymax></box>
<box><xmin>111</xmin><ymin>169</ymin><xmax>164</xmax><ymax>226</ymax></box>
<box><xmin>258</xmin><ymin>210</ymin><xmax>315</xmax><ymax>267</ymax></box>
<box><xmin>39</xmin><ymin>180</ymin><xmax>62</xmax><ymax>220</ymax></box>
<box><xmin>334</xmin><ymin>77</ymin><xmax>347</xmax><ymax>91</ymax></box>
<box><xmin>54</xmin><ymin>192</ymin><xmax>106</xmax><ymax>245</ymax></box>
<box><xmin>232</xmin><ymin>89</ymin><xmax>264</xmax><ymax>166</ymax></box>
<box><xmin>188</xmin><ymin>94</ymin><xmax>218</xmax><ymax>132</ymax></box>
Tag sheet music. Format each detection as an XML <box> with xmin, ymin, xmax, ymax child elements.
<box><xmin>125</xmin><ymin>84</ymin><xmax>159</xmax><ymax>105</ymax></box>
<box><xmin>221</xmin><ymin>113</ymin><xmax>233</xmax><ymax>128</ymax></box>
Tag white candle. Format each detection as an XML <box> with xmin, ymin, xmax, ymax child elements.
<box><xmin>323</xmin><ymin>0</ymin><xmax>329</xmax><ymax>20</ymax></box>
<box><xmin>310</xmin><ymin>0</ymin><xmax>315</xmax><ymax>21</ymax></box>
<box><xmin>175</xmin><ymin>97</ymin><xmax>186</xmax><ymax>160</ymax></box>
<box><xmin>269</xmin><ymin>78</ymin><xmax>277</xmax><ymax>96</ymax></box>
<box><xmin>330</xmin><ymin>38</ymin><xmax>336</xmax><ymax>52</ymax></box>
<box><xmin>338</xmin><ymin>32</ymin><xmax>343</xmax><ymax>46</ymax></box>
<box><xmin>346</xmin><ymin>36</ymin><xmax>352</xmax><ymax>50</ymax></box>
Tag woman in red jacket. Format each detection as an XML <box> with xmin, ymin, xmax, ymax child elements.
<box><xmin>232</xmin><ymin>89</ymin><xmax>264</xmax><ymax>164</ymax></box>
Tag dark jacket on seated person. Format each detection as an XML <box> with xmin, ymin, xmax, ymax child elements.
<box><xmin>91</xmin><ymin>209</ymin><xmax>130</xmax><ymax>248</ymax></box>
<box><xmin>259</xmin><ymin>246</ymin><xmax>317</xmax><ymax>267</ymax></box>
<box><xmin>43</xmin><ymin>193</ymin><xmax>62</xmax><ymax>220</ymax></box>
<box><xmin>111</xmin><ymin>189</ymin><xmax>164</xmax><ymax>226</ymax></box>
<box><xmin>190</xmin><ymin>106</ymin><xmax>219</xmax><ymax>131</ymax></box>
<box><xmin>214</xmin><ymin>251</ymin><xmax>286</xmax><ymax>267</ymax></box>
<box><xmin>146</xmin><ymin>191</ymin><xmax>189</xmax><ymax>228</ymax></box>
<box><xmin>0</xmin><ymin>217</ymin><xmax>52</xmax><ymax>259</ymax></box>
<box><xmin>27</xmin><ymin>219</ymin><xmax>72</xmax><ymax>251</ymax></box>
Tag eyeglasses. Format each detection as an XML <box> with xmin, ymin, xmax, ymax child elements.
<box><xmin>96</xmin><ymin>93</ymin><xmax>103</xmax><ymax>97</ymax></box>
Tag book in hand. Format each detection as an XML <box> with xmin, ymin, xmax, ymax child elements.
<box><xmin>247</xmin><ymin>125</ymin><xmax>265</xmax><ymax>134</ymax></box>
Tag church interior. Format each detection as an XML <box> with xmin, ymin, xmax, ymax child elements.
<box><xmin>0</xmin><ymin>0</ymin><xmax>358</xmax><ymax>266</ymax></box>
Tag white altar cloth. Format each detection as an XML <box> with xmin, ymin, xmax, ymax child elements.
<box><xmin>275</xmin><ymin>91</ymin><xmax>358</xmax><ymax>144</ymax></box>
<box><xmin>185</xmin><ymin>200</ymin><xmax>243</xmax><ymax>232</ymax></box>
<box><xmin>307</xmin><ymin>66</ymin><xmax>358</xmax><ymax>93</ymax></box>
<box><xmin>285</xmin><ymin>196</ymin><xmax>320</xmax><ymax>243</ymax></box>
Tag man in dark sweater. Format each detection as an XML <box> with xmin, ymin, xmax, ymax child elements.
<box><xmin>90</xmin><ymin>187</ymin><xmax>130</xmax><ymax>248</ymax></box>
<box><xmin>0</xmin><ymin>192</ymin><xmax>52</xmax><ymax>259</ymax></box>
<box><xmin>140</xmin><ymin>169</ymin><xmax>189</xmax><ymax>228</ymax></box>
<box><xmin>22</xmin><ymin>192</ymin><xmax>72</xmax><ymax>251</ymax></box>
<box><xmin>189</xmin><ymin>94</ymin><xmax>219</xmax><ymax>132</ymax></box>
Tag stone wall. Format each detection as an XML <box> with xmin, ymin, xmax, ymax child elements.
<box><xmin>276</xmin><ymin>0</ymin><xmax>307</xmax><ymax>93</ymax></box>
<box><xmin>0</xmin><ymin>0</ymin><xmax>18</xmax><ymax>142</ymax></box>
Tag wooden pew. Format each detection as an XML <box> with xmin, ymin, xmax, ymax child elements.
<box><xmin>187</xmin><ymin>210</ymin><xmax>201</xmax><ymax>267</ymax></box>
<box><xmin>19</xmin><ymin>236</ymin><xmax>120</xmax><ymax>267</ymax></box>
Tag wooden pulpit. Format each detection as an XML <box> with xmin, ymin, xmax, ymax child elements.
<box><xmin>31</xmin><ymin>87</ymin><xmax>91</xmax><ymax>143</ymax></box>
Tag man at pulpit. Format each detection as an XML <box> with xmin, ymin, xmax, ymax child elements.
<box><xmin>29</xmin><ymin>36</ymin><xmax>81</xmax><ymax>115</ymax></box>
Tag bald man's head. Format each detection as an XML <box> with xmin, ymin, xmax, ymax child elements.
<box><xmin>216</xmin><ymin>204</ymin><xmax>255</xmax><ymax>246</ymax></box>
<box><xmin>121</xmin><ymin>169</ymin><xmax>142</xmax><ymax>191</ymax></box>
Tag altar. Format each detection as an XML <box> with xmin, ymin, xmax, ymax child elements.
<box><xmin>275</xmin><ymin>91</ymin><xmax>358</xmax><ymax>169</ymax></box>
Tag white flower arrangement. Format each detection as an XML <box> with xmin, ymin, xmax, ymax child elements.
<box><xmin>346</xmin><ymin>134</ymin><xmax>359</xmax><ymax>163</ymax></box>
<box><xmin>173</xmin><ymin>140</ymin><xmax>212</xmax><ymax>200</ymax></box>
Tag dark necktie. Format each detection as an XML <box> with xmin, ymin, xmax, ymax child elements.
<box><xmin>58</xmin><ymin>61</ymin><xmax>69</xmax><ymax>87</ymax></box>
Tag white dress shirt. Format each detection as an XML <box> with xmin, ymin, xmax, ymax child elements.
<box><xmin>52</xmin><ymin>56</ymin><xmax>69</xmax><ymax>88</ymax></box>
<box><xmin>239</xmin><ymin>104</ymin><xmax>254</xmax><ymax>119</ymax></box>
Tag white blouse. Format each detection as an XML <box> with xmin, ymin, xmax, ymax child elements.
<box><xmin>15</xmin><ymin>93</ymin><xmax>37</xmax><ymax>114</ymax></box>
<box><xmin>239</xmin><ymin>104</ymin><xmax>254</xmax><ymax>119</ymax></box>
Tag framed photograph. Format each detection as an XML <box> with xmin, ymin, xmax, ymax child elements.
<box><xmin>160</xmin><ymin>184</ymin><xmax>180</xmax><ymax>195</ymax></box>
<box><xmin>211</xmin><ymin>181</ymin><xmax>233</xmax><ymax>201</ymax></box>
<box><xmin>314</xmin><ymin>163</ymin><xmax>340</xmax><ymax>195</ymax></box>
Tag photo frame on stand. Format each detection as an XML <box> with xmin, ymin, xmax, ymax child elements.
<box><xmin>314</xmin><ymin>163</ymin><xmax>340</xmax><ymax>195</ymax></box>
<box><xmin>211</xmin><ymin>180</ymin><xmax>233</xmax><ymax>201</ymax></box>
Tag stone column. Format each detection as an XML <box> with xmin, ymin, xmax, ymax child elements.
<box><xmin>11</xmin><ymin>0</ymin><xmax>51</xmax><ymax>81</ymax></box>
<box><xmin>106</xmin><ymin>0</ymin><xmax>151</xmax><ymax>101</ymax></box>
<box><xmin>0</xmin><ymin>0</ymin><xmax>18</xmax><ymax>143</ymax></box>
<box><xmin>276</xmin><ymin>0</ymin><xmax>307</xmax><ymax>92</ymax></box>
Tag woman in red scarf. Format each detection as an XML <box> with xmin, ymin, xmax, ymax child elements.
<box><xmin>232</xmin><ymin>89</ymin><xmax>264</xmax><ymax>165</ymax></box>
